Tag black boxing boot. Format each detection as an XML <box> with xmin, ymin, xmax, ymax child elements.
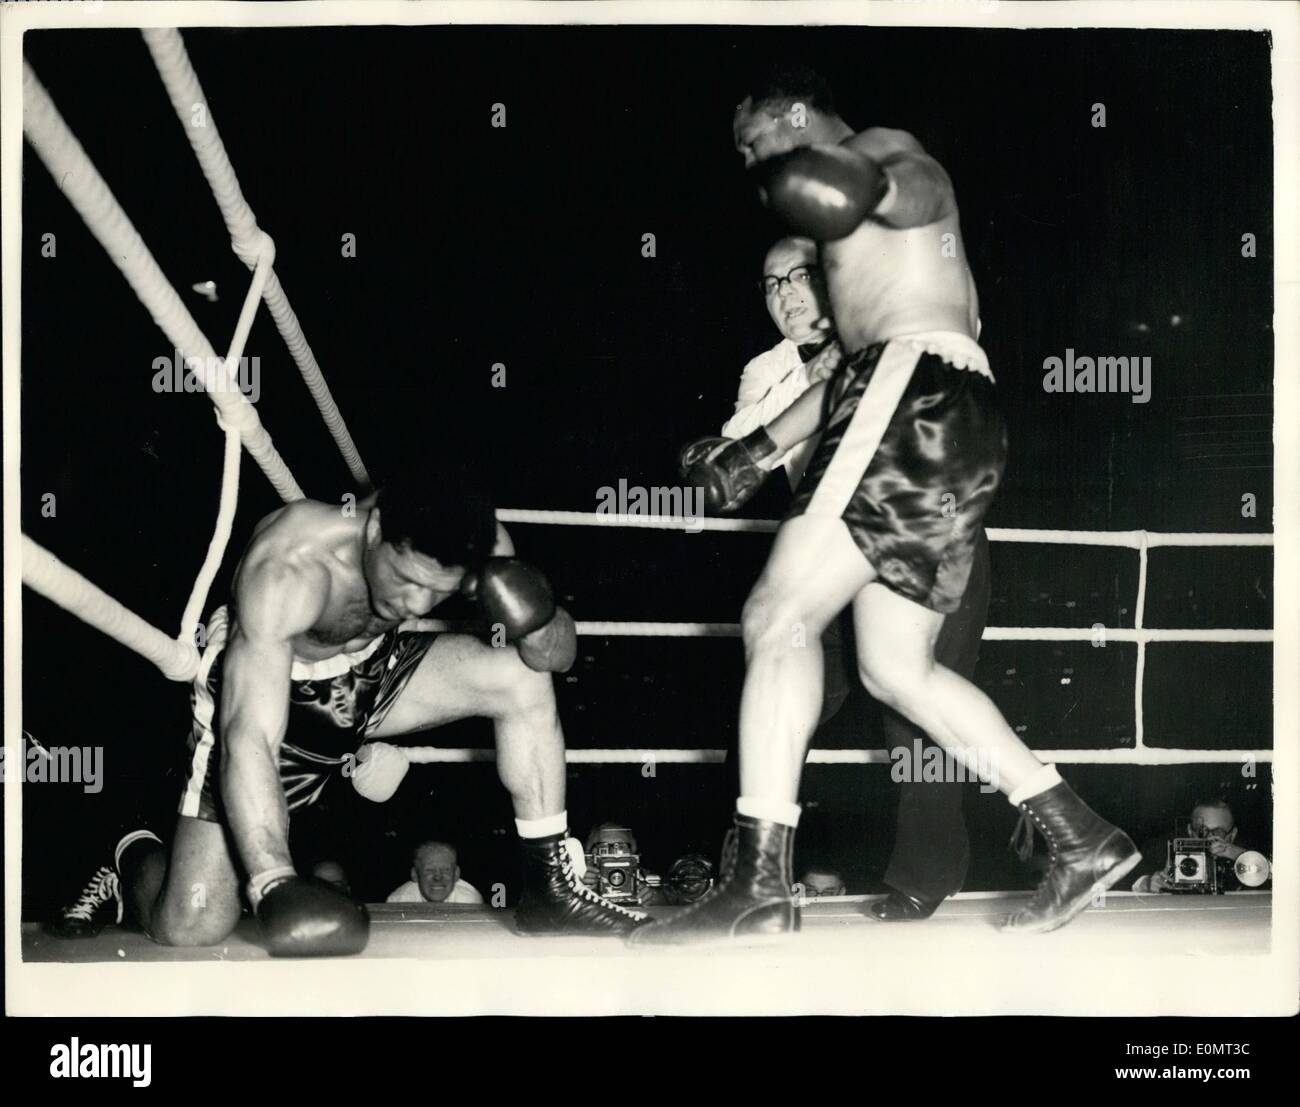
<box><xmin>1002</xmin><ymin>780</ymin><xmax>1141</xmax><ymax>934</ymax></box>
<box><xmin>45</xmin><ymin>864</ymin><xmax>123</xmax><ymax>938</ymax></box>
<box><xmin>629</xmin><ymin>814</ymin><xmax>798</xmax><ymax>946</ymax></box>
<box><xmin>514</xmin><ymin>833</ymin><xmax>648</xmax><ymax>935</ymax></box>
<box><xmin>44</xmin><ymin>829</ymin><xmax>160</xmax><ymax>938</ymax></box>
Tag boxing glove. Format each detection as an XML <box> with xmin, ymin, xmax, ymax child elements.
<box><xmin>517</xmin><ymin>606</ymin><xmax>578</xmax><ymax>673</ymax></box>
<box><xmin>253</xmin><ymin>872</ymin><xmax>370</xmax><ymax>957</ymax></box>
<box><xmin>462</xmin><ymin>557</ymin><xmax>557</xmax><ymax>641</ymax></box>
<box><xmin>752</xmin><ymin>145</ymin><xmax>887</xmax><ymax>241</ymax></box>
<box><xmin>350</xmin><ymin>741</ymin><xmax>411</xmax><ymax>803</ymax></box>
<box><xmin>680</xmin><ymin>427</ymin><xmax>780</xmax><ymax>514</ymax></box>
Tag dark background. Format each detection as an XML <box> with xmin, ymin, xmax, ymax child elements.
<box><xmin>18</xmin><ymin>25</ymin><xmax>1274</xmax><ymax>912</ymax></box>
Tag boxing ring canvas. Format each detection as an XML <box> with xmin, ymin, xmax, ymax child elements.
<box><xmin>15</xmin><ymin>893</ymin><xmax>1275</xmax><ymax>1016</ymax></box>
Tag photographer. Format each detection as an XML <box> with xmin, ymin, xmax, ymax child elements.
<box><xmin>581</xmin><ymin>823</ymin><xmax>665</xmax><ymax>907</ymax></box>
<box><xmin>1130</xmin><ymin>798</ymin><xmax>1270</xmax><ymax>894</ymax></box>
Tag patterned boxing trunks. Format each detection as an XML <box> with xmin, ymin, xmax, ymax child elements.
<box><xmin>178</xmin><ymin>605</ymin><xmax>436</xmax><ymax>821</ymax></box>
<box><xmin>788</xmin><ymin>332</ymin><xmax>1007</xmax><ymax>614</ymax></box>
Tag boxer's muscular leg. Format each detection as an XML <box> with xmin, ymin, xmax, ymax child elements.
<box><xmin>369</xmin><ymin>633</ymin><xmax>563</xmax><ymax>820</ymax></box>
<box><xmin>120</xmin><ymin>814</ymin><xmax>243</xmax><ymax>947</ymax></box>
<box><xmin>878</xmin><ymin>532</ymin><xmax>988</xmax><ymax>900</ymax></box>
<box><xmin>739</xmin><ymin>515</ymin><xmax>876</xmax><ymax>803</ymax></box>
<box><xmin>373</xmin><ymin>633</ymin><xmax>644</xmax><ymax>936</ymax></box>
<box><xmin>853</xmin><ymin>582</ymin><xmax>1042</xmax><ymax>796</ymax></box>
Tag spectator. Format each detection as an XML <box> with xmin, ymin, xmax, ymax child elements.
<box><xmin>1131</xmin><ymin>797</ymin><xmax>1270</xmax><ymax>893</ymax></box>
<box><xmin>387</xmin><ymin>840</ymin><xmax>484</xmax><ymax>904</ymax></box>
<box><xmin>799</xmin><ymin>867</ymin><xmax>847</xmax><ymax>899</ymax></box>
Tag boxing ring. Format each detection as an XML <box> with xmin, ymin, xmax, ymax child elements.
<box><xmin>15</xmin><ymin>31</ymin><xmax>1276</xmax><ymax>994</ymax></box>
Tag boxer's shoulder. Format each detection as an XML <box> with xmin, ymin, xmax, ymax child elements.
<box><xmin>844</xmin><ymin>126</ymin><xmax>927</xmax><ymax>161</ymax></box>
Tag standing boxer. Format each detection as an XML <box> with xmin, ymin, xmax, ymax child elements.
<box><xmin>719</xmin><ymin>234</ymin><xmax>988</xmax><ymax>919</ymax></box>
<box><xmin>635</xmin><ymin>64</ymin><xmax>1138</xmax><ymax>944</ymax></box>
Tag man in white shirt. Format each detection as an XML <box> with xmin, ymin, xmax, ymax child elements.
<box><xmin>717</xmin><ymin>235</ymin><xmax>991</xmax><ymax>922</ymax></box>
<box><xmin>387</xmin><ymin>840</ymin><xmax>484</xmax><ymax>905</ymax></box>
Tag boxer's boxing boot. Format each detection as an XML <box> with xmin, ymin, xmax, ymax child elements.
<box><xmin>45</xmin><ymin>864</ymin><xmax>122</xmax><ymax>938</ymax></box>
<box><xmin>629</xmin><ymin>814</ymin><xmax>798</xmax><ymax>945</ymax></box>
<box><xmin>514</xmin><ymin>832</ymin><xmax>648</xmax><ymax>935</ymax></box>
<box><xmin>1001</xmin><ymin>781</ymin><xmax>1141</xmax><ymax>933</ymax></box>
<box><xmin>44</xmin><ymin>829</ymin><xmax>159</xmax><ymax>938</ymax></box>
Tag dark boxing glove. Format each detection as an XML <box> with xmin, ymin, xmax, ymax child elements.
<box><xmin>516</xmin><ymin>606</ymin><xmax>578</xmax><ymax>673</ymax></box>
<box><xmin>752</xmin><ymin>145</ymin><xmax>887</xmax><ymax>241</ymax></box>
<box><xmin>680</xmin><ymin>427</ymin><xmax>780</xmax><ymax>514</ymax></box>
<box><xmin>462</xmin><ymin>557</ymin><xmax>557</xmax><ymax>641</ymax></box>
<box><xmin>252</xmin><ymin>870</ymin><xmax>370</xmax><ymax>957</ymax></box>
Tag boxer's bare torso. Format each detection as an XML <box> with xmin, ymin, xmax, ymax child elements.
<box><xmin>826</xmin><ymin>128</ymin><xmax>979</xmax><ymax>352</ymax></box>
<box><xmin>230</xmin><ymin>499</ymin><xmax>462</xmax><ymax>664</ymax></box>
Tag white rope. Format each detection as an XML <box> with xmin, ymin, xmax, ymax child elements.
<box><xmin>496</xmin><ymin>509</ymin><xmax>1275</xmax><ymax>548</ymax></box>
<box><xmin>499</xmin><ymin>508</ymin><xmax>780</xmax><ymax>533</ymax></box>
<box><xmin>21</xmin><ymin>538</ymin><xmax>199</xmax><ymax>683</ymax></box>
<box><xmin>1135</xmin><ymin>533</ymin><xmax>1150</xmax><ymax>747</ymax></box>
<box><xmin>394</xmin><ymin>746</ymin><xmax>1273</xmax><ymax>767</ymax></box>
<box><xmin>141</xmin><ymin>28</ymin><xmax>370</xmax><ymax>489</ymax></box>
<box><xmin>22</xmin><ymin>61</ymin><xmax>304</xmax><ymax>504</ymax></box>
<box><xmin>403</xmin><ymin>619</ymin><xmax>1271</xmax><ymax>643</ymax></box>
<box><xmin>177</xmin><ymin>238</ymin><xmax>276</xmax><ymax>644</ymax></box>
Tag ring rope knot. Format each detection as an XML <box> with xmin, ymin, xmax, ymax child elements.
<box><xmin>232</xmin><ymin>227</ymin><xmax>275</xmax><ymax>270</ymax></box>
<box><xmin>211</xmin><ymin>391</ymin><xmax>259</xmax><ymax>436</ymax></box>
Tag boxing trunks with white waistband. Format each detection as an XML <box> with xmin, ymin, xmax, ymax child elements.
<box><xmin>788</xmin><ymin>331</ymin><xmax>1007</xmax><ymax>614</ymax></box>
<box><xmin>177</xmin><ymin>605</ymin><xmax>436</xmax><ymax>822</ymax></box>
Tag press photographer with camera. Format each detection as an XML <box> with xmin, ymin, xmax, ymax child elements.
<box><xmin>580</xmin><ymin>823</ymin><xmax>666</xmax><ymax>907</ymax></box>
<box><xmin>1130</xmin><ymin>798</ymin><xmax>1271</xmax><ymax>894</ymax></box>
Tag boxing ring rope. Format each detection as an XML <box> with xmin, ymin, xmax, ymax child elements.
<box><xmin>140</xmin><ymin>28</ymin><xmax>370</xmax><ymax>490</ymax></box>
<box><xmin>20</xmin><ymin>31</ymin><xmax>371</xmax><ymax>683</ymax></box>
<box><xmin>17</xmin><ymin>38</ymin><xmax>1273</xmax><ymax>773</ymax></box>
<box><xmin>20</xmin><ymin>63</ymin><xmax>303</xmax><ymax>503</ymax></box>
<box><xmin>406</xmin><ymin>513</ymin><xmax>1275</xmax><ymax>768</ymax></box>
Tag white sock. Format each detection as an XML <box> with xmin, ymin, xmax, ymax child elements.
<box><xmin>736</xmin><ymin>795</ymin><xmax>801</xmax><ymax>828</ymax></box>
<box><xmin>515</xmin><ymin>810</ymin><xmax>568</xmax><ymax>839</ymax></box>
<box><xmin>1008</xmin><ymin>763</ymin><xmax>1064</xmax><ymax>807</ymax></box>
<box><xmin>114</xmin><ymin>829</ymin><xmax>162</xmax><ymax>873</ymax></box>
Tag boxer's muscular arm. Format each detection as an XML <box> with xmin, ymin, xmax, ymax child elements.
<box><xmin>763</xmin><ymin>377</ymin><xmax>830</xmax><ymax>452</ymax></box>
<box><xmin>842</xmin><ymin>127</ymin><xmax>955</xmax><ymax>229</ymax></box>
<box><xmin>220</xmin><ymin>560</ymin><xmax>328</xmax><ymax>879</ymax></box>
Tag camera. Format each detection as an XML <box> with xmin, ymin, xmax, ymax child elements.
<box><xmin>665</xmin><ymin>853</ymin><xmax>716</xmax><ymax>905</ymax></box>
<box><xmin>1167</xmin><ymin>837</ymin><xmax>1217</xmax><ymax>894</ymax></box>
<box><xmin>585</xmin><ymin>825</ymin><xmax>642</xmax><ymax>903</ymax></box>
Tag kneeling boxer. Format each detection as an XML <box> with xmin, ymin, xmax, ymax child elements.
<box><xmin>53</xmin><ymin>473</ymin><xmax>644</xmax><ymax>955</ymax></box>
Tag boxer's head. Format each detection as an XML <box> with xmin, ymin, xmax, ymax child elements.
<box><xmin>799</xmin><ymin>868</ymin><xmax>847</xmax><ymax>898</ymax></box>
<box><xmin>762</xmin><ymin>236</ymin><xmax>830</xmax><ymax>343</ymax></box>
<box><xmin>1190</xmin><ymin>798</ymin><xmax>1237</xmax><ymax>843</ymax></box>
<box><xmin>364</xmin><ymin>472</ymin><xmax>497</xmax><ymax>621</ymax></box>
<box><xmin>734</xmin><ymin>61</ymin><xmax>849</xmax><ymax>169</ymax></box>
<box><xmin>412</xmin><ymin>841</ymin><xmax>460</xmax><ymax>903</ymax></box>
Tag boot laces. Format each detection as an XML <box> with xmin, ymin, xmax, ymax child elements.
<box><xmin>1020</xmin><ymin>804</ymin><xmax>1061</xmax><ymax>905</ymax></box>
<box><xmin>557</xmin><ymin>845</ymin><xmax>646</xmax><ymax>922</ymax></box>
<box><xmin>63</xmin><ymin>865</ymin><xmax>121</xmax><ymax>923</ymax></box>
